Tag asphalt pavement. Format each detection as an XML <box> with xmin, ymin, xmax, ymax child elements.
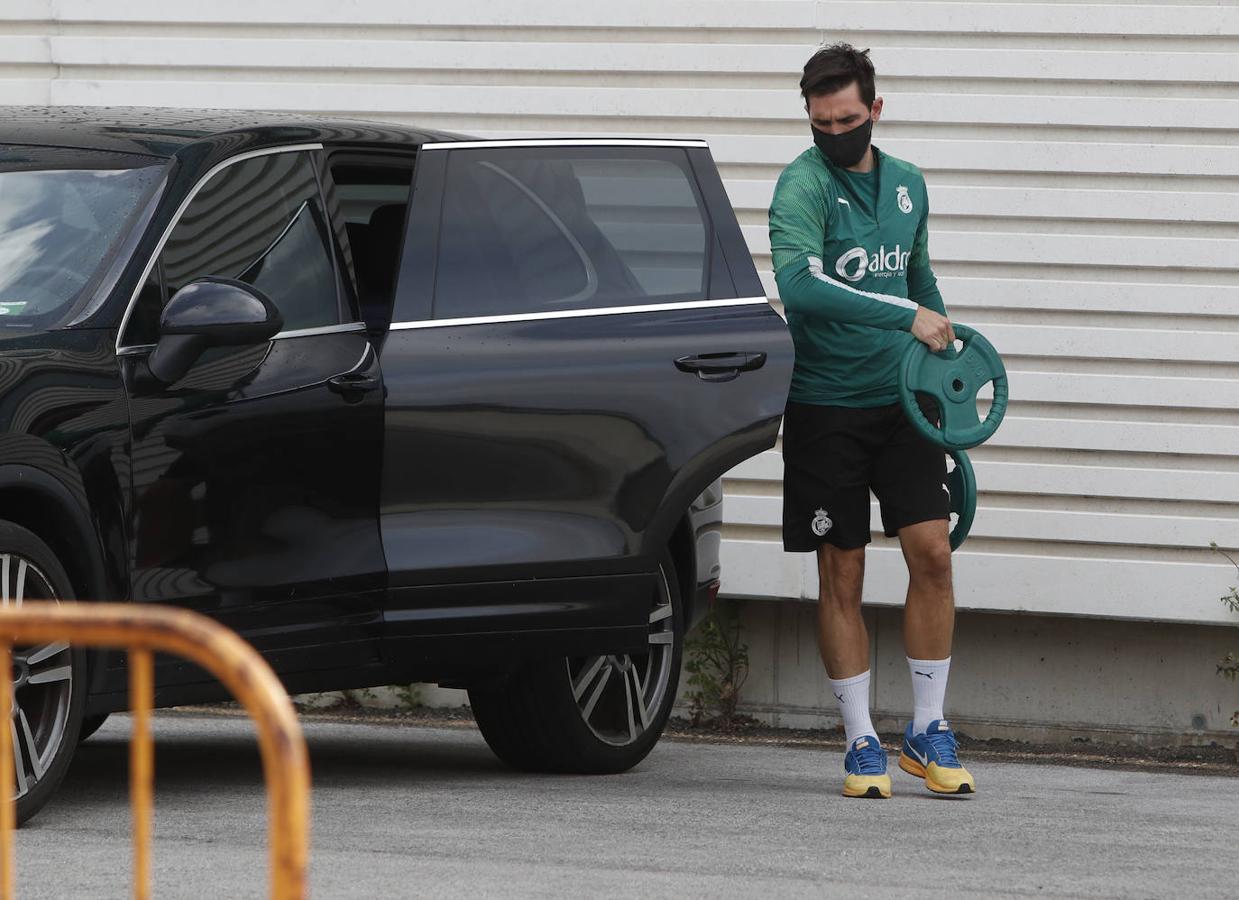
<box><xmin>9</xmin><ymin>712</ymin><xmax>1237</xmax><ymax>899</ymax></box>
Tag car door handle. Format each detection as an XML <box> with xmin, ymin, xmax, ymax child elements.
<box><xmin>674</xmin><ymin>352</ymin><xmax>767</xmax><ymax>382</ymax></box>
<box><xmin>328</xmin><ymin>372</ymin><xmax>382</xmax><ymax>400</ymax></box>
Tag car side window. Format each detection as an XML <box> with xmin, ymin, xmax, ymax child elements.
<box><xmin>433</xmin><ymin>148</ymin><xmax>709</xmax><ymax>319</ymax></box>
<box><xmin>124</xmin><ymin>150</ymin><xmax>341</xmax><ymax>345</ymax></box>
<box><xmin>327</xmin><ymin>160</ymin><xmax>414</xmax><ymax>328</ymax></box>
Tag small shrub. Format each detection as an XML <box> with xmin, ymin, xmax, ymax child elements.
<box><xmin>340</xmin><ymin>687</ymin><xmax>377</xmax><ymax>709</ymax></box>
<box><xmin>683</xmin><ymin>599</ymin><xmax>749</xmax><ymax>728</ymax></box>
<box><xmin>392</xmin><ymin>684</ymin><xmax>423</xmax><ymax>711</ymax></box>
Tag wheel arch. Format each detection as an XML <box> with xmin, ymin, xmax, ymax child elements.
<box><xmin>644</xmin><ymin>419</ymin><xmax>774</xmax><ymax>544</ymax></box>
<box><xmin>642</xmin><ymin>416</ymin><xmax>777</xmax><ymax>612</ymax></box>
<box><xmin>0</xmin><ymin>465</ymin><xmax>110</xmax><ymax>604</ymax></box>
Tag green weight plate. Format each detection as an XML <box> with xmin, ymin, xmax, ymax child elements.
<box><xmin>947</xmin><ymin>447</ymin><xmax>976</xmax><ymax>551</ymax></box>
<box><xmin>899</xmin><ymin>323</ymin><xmax>1008</xmax><ymax>450</ymax></box>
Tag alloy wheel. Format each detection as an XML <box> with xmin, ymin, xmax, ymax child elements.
<box><xmin>2</xmin><ymin>553</ymin><xmax>73</xmax><ymax>801</ymax></box>
<box><xmin>566</xmin><ymin>566</ymin><xmax>675</xmax><ymax>747</ymax></box>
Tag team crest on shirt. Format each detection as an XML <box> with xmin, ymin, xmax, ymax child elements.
<box><xmin>811</xmin><ymin>508</ymin><xmax>833</xmax><ymax>537</ymax></box>
<box><xmin>896</xmin><ymin>185</ymin><xmax>913</xmax><ymax>214</ymax></box>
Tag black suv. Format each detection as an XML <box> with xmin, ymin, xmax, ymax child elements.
<box><xmin>0</xmin><ymin>108</ymin><xmax>792</xmax><ymax>823</ymax></box>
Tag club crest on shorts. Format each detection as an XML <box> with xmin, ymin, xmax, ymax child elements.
<box><xmin>896</xmin><ymin>185</ymin><xmax>913</xmax><ymax>214</ymax></box>
<box><xmin>811</xmin><ymin>507</ymin><xmax>833</xmax><ymax>537</ymax></box>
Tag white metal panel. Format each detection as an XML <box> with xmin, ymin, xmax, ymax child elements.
<box><xmin>759</xmin><ymin>273</ymin><xmax>1239</xmax><ymax>317</ymax></box>
<box><xmin>0</xmin><ymin>1</ymin><xmax>1236</xmax><ymax>624</ymax></box>
<box><xmin>727</xmin><ymin>494</ymin><xmax>1239</xmax><ymax>551</ymax></box>
<box><xmin>726</xmin><ymin>180</ymin><xmax>1239</xmax><ymax>226</ymax></box>
<box><xmin>817</xmin><ymin>2</ymin><xmax>1239</xmax><ymax>37</ymax></box>
<box><xmin>745</xmin><ymin>226</ymin><xmax>1239</xmax><ymax>272</ymax></box>
<box><xmin>0</xmin><ymin>1</ymin><xmax>820</xmax><ymax>29</ymax></box>
<box><xmin>723</xmin><ymin>541</ymin><xmax>1236</xmax><ymax>627</ymax></box>
<box><xmin>731</xmin><ymin>451</ymin><xmax>1239</xmax><ymax>504</ymax></box>
<box><xmin>712</xmin><ymin>134</ymin><xmax>1239</xmax><ymax>177</ymax></box>
<box><xmin>19</xmin><ymin>39</ymin><xmax>1239</xmax><ymax>86</ymax></box>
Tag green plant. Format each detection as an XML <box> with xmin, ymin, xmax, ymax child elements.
<box><xmin>683</xmin><ymin>599</ymin><xmax>749</xmax><ymax>728</ymax></box>
<box><xmin>392</xmin><ymin>683</ymin><xmax>423</xmax><ymax>711</ymax></box>
<box><xmin>1210</xmin><ymin>543</ymin><xmax>1239</xmax><ymax>726</ymax></box>
<box><xmin>340</xmin><ymin>687</ymin><xmax>378</xmax><ymax>709</ymax></box>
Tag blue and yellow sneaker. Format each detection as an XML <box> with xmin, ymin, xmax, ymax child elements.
<box><xmin>899</xmin><ymin>719</ymin><xmax>976</xmax><ymax>795</ymax></box>
<box><xmin>842</xmin><ymin>735</ymin><xmax>891</xmax><ymax>799</ymax></box>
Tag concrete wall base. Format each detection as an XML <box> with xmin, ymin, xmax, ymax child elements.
<box><xmin>718</xmin><ymin>599</ymin><xmax>1239</xmax><ymax>749</ymax></box>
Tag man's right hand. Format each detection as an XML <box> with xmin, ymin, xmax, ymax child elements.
<box><xmin>910</xmin><ymin>307</ymin><xmax>956</xmax><ymax>353</ymax></box>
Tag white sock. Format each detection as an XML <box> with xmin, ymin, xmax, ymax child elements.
<box><xmin>829</xmin><ymin>670</ymin><xmax>876</xmax><ymax>745</ymax></box>
<box><xmin>908</xmin><ymin>656</ymin><xmax>951</xmax><ymax>734</ymax></box>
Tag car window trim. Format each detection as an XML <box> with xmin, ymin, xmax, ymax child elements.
<box><xmin>115</xmin><ymin>320</ymin><xmax>366</xmax><ymax>357</ymax></box>
<box><xmin>114</xmin><ymin>142</ymin><xmax>327</xmax><ymax>354</ymax></box>
<box><xmin>389</xmin><ymin>296</ymin><xmax>769</xmax><ymax>331</ymax></box>
<box><xmin>420</xmin><ymin>139</ymin><xmax>710</xmax><ymax>150</ymax></box>
<box><xmin>270</xmin><ymin>321</ymin><xmax>368</xmax><ymax>340</ymax></box>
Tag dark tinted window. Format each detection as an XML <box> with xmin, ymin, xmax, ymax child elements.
<box><xmin>329</xmin><ymin>161</ymin><xmax>413</xmax><ymax>325</ymax></box>
<box><xmin>125</xmin><ymin>150</ymin><xmax>339</xmax><ymax>344</ymax></box>
<box><xmin>0</xmin><ymin>146</ymin><xmax>165</xmax><ymax>327</ymax></box>
<box><xmin>332</xmin><ymin>164</ymin><xmax>411</xmax><ymax>226</ymax></box>
<box><xmin>434</xmin><ymin>148</ymin><xmax>709</xmax><ymax>318</ymax></box>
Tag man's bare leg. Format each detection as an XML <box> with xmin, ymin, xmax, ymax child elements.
<box><xmin>896</xmin><ymin>518</ymin><xmax>975</xmax><ymax>792</ymax></box>
<box><xmin>815</xmin><ymin>543</ymin><xmax>868</xmax><ymax>677</ymax></box>
<box><xmin>817</xmin><ymin>543</ymin><xmax>890</xmax><ymax>797</ymax></box>
<box><xmin>898</xmin><ymin>519</ymin><xmax>954</xmax><ymax>661</ymax></box>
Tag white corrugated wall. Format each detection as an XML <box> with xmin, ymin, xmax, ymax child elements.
<box><xmin>3</xmin><ymin>1</ymin><xmax>1238</xmax><ymax>625</ymax></box>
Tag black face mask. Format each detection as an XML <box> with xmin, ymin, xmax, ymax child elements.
<box><xmin>811</xmin><ymin>116</ymin><xmax>873</xmax><ymax>168</ymax></box>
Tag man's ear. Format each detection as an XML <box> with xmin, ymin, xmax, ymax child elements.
<box><xmin>871</xmin><ymin>97</ymin><xmax>884</xmax><ymax>122</ymax></box>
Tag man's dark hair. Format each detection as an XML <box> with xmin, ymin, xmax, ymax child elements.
<box><xmin>800</xmin><ymin>43</ymin><xmax>876</xmax><ymax>107</ymax></box>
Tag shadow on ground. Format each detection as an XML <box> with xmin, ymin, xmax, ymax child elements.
<box><xmin>65</xmin><ymin>716</ymin><xmax>502</xmax><ymax>796</ymax></box>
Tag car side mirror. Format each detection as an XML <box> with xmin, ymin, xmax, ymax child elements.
<box><xmin>147</xmin><ymin>278</ymin><xmax>283</xmax><ymax>384</ymax></box>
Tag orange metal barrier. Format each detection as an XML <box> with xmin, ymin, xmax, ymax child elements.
<box><xmin>0</xmin><ymin>602</ymin><xmax>310</xmax><ymax>900</ymax></box>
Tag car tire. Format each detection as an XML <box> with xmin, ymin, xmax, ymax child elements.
<box><xmin>0</xmin><ymin>520</ymin><xmax>88</xmax><ymax>826</ymax></box>
<box><xmin>469</xmin><ymin>552</ymin><xmax>684</xmax><ymax>774</ymax></box>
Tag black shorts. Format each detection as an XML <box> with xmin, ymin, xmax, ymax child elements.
<box><xmin>781</xmin><ymin>399</ymin><xmax>949</xmax><ymax>551</ymax></box>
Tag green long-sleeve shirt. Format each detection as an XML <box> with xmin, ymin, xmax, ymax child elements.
<box><xmin>769</xmin><ymin>144</ymin><xmax>947</xmax><ymax>407</ymax></box>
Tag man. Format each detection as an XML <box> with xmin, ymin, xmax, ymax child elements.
<box><xmin>768</xmin><ymin>43</ymin><xmax>975</xmax><ymax>798</ymax></box>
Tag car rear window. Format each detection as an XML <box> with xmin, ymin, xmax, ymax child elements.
<box><xmin>433</xmin><ymin>147</ymin><xmax>710</xmax><ymax>318</ymax></box>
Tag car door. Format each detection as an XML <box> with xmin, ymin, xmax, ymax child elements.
<box><xmin>377</xmin><ymin>139</ymin><xmax>792</xmax><ymax>650</ymax></box>
<box><xmin>117</xmin><ymin>145</ymin><xmax>387</xmax><ymax>682</ymax></box>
